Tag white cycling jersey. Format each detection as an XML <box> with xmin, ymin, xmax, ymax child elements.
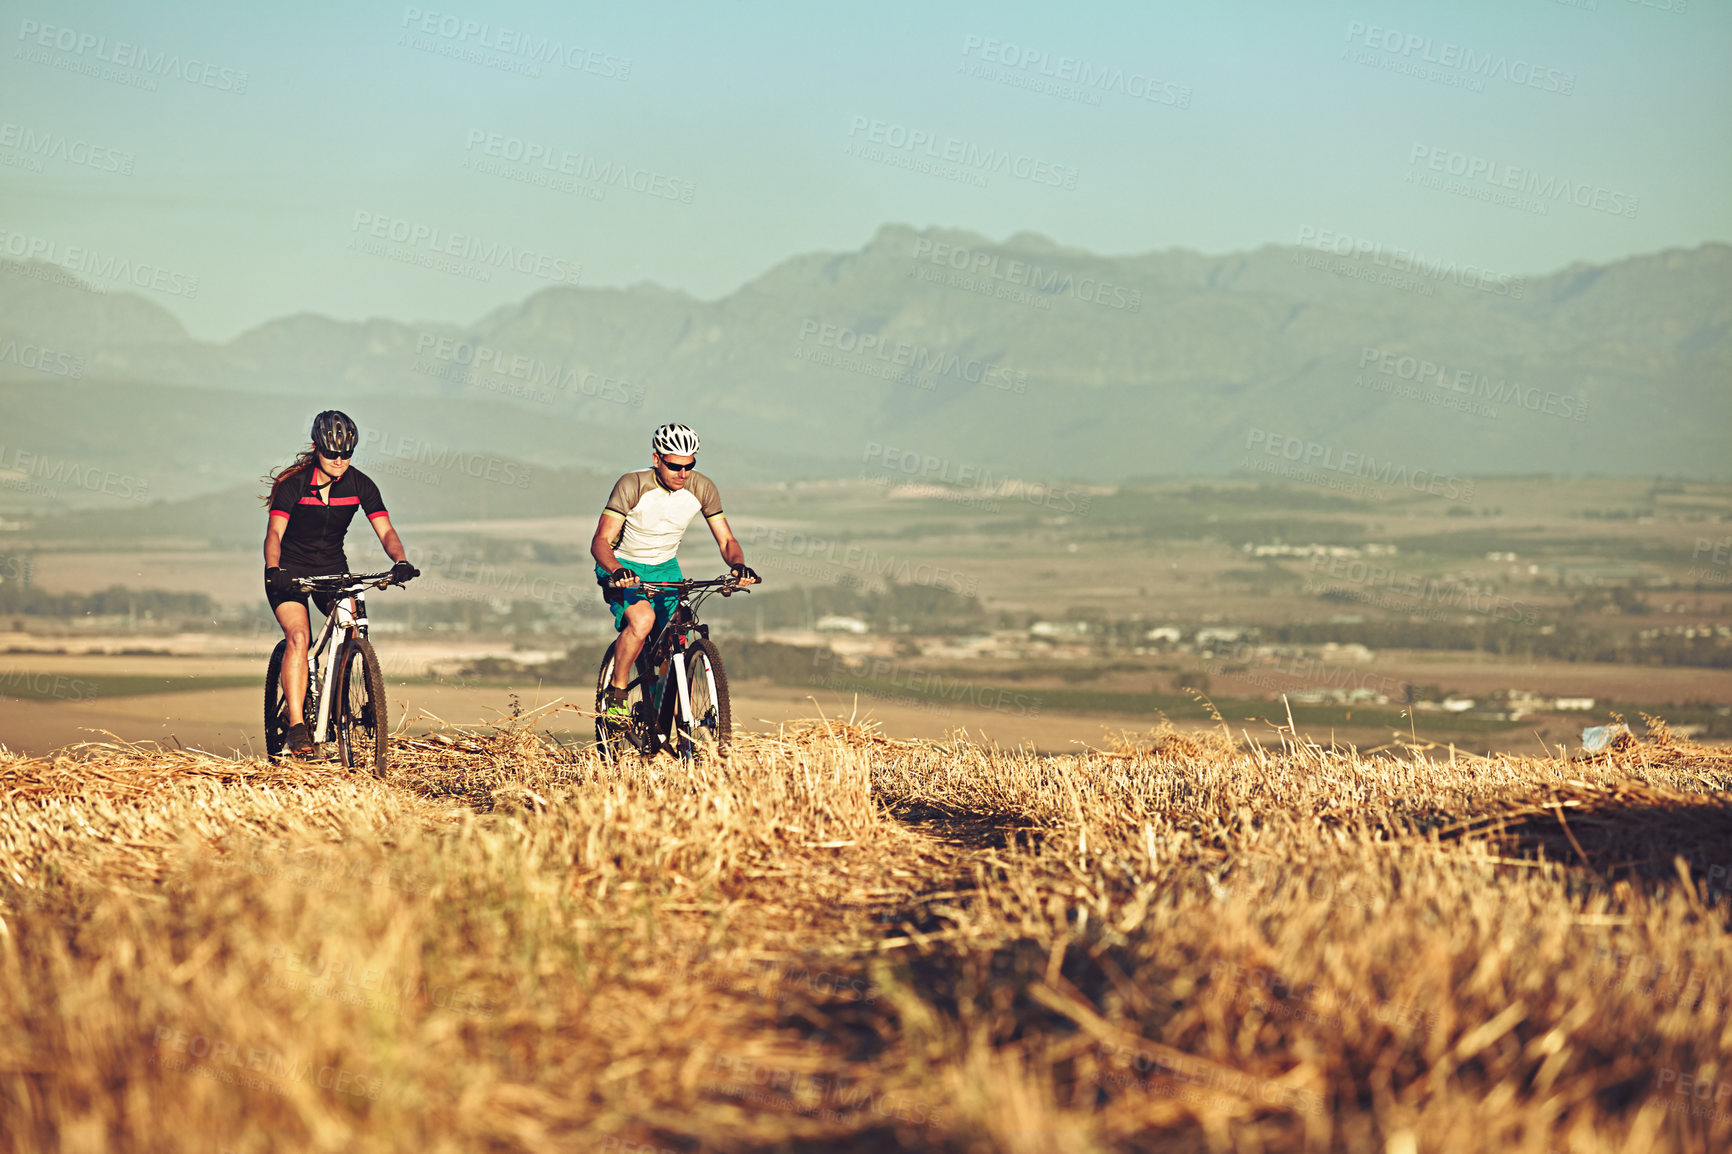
<box><xmin>603</xmin><ymin>469</ymin><xmax>724</xmax><ymax>565</ymax></box>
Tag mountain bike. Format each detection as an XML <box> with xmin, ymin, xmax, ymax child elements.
<box><xmin>264</xmin><ymin>569</ymin><xmax>403</xmax><ymax>775</ymax></box>
<box><xmin>595</xmin><ymin>576</ymin><xmax>746</xmax><ymax>763</ymax></box>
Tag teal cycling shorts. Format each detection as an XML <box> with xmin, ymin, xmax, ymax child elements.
<box><xmin>595</xmin><ymin>557</ymin><xmax>683</xmax><ymax>632</ymax></box>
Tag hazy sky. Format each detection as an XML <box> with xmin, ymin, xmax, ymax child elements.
<box><xmin>3</xmin><ymin>0</ymin><xmax>1726</xmax><ymax>340</ymax></box>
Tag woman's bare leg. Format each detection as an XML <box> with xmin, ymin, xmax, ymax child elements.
<box><xmin>274</xmin><ymin>601</ymin><xmax>312</xmax><ymax>726</ymax></box>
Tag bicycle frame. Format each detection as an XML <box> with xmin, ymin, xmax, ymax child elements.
<box><xmin>291</xmin><ymin>571</ymin><xmax>391</xmax><ymax>744</ymax></box>
<box><xmin>651</xmin><ymin>633</ymin><xmax>705</xmax><ymax>751</ymax></box>
<box><xmin>306</xmin><ymin>592</ymin><xmax>366</xmax><ymax>744</ymax></box>
<box><xmin>611</xmin><ymin>577</ymin><xmax>741</xmax><ymax>753</ymax></box>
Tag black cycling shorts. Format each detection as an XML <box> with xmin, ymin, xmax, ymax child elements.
<box><xmin>265</xmin><ymin>563</ymin><xmax>344</xmax><ymax>617</ymax></box>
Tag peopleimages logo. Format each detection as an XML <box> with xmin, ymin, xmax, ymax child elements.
<box><xmin>0</xmin><ymin>667</ymin><xmax>99</xmax><ymax>702</ymax></box>
<box><xmin>708</xmin><ymin>1050</ymin><xmax>949</xmax><ymax>1128</ymax></box>
<box><xmin>1092</xmin><ymin>1039</ymin><xmax>1324</xmax><ymax>1116</ymax></box>
<box><xmin>0</xmin><ymin>227</ymin><xmax>200</xmax><ymax>298</ymax></box>
<box><xmin>811</xmin><ymin>650</ymin><xmax>1041</xmax><ymax>718</ymax></box>
<box><xmin>1358</xmin><ymin>347</ymin><xmax>1588</xmax><ymax>421</ymax></box>
<box><xmin>149</xmin><ymin>1025</ymin><xmax>383</xmax><ymax>1101</ymax></box>
<box><xmin>1655</xmin><ymin>1067</ymin><xmax>1732</xmax><ymax>1123</ymax></box>
<box><xmin>348</xmin><ymin>211</ymin><xmax>581</xmax><ymax>285</ymax></box>
<box><xmin>797</xmin><ymin>321</ymin><xmax>1028</xmax><ymax>394</ymax></box>
<box><xmin>0</xmin><ymin>444</ymin><xmax>149</xmax><ymax>501</ymax></box>
<box><xmin>846</xmin><ymin>115</ymin><xmax>1079</xmax><ymax>190</ymax></box>
<box><xmin>0</xmin><ymin>339</ymin><xmax>83</xmax><ymax>378</ymax></box>
<box><xmin>1305</xmin><ymin>553</ymin><xmax>1539</xmax><ymax>624</ymax></box>
<box><xmin>0</xmin><ymin>121</ymin><xmax>134</xmax><ymax>174</ymax></box>
<box><xmin>1196</xmin><ymin>646</ymin><xmax>1411</xmax><ymax>702</ymax></box>
<box><xmin>1245</xmin><ymin>427</ymin><xmax>1474</xmax><ymax>503</ymax></box>
<box><xmin>1407</xmin><ymin>145</ymin><xmax>1638</xmax><ymax>219</ymax></box>
<box><xmin>741</xmin><ymin>525</ymin><xmax>980</xmax><ymax>597</ymax></box>
<box><xmin>910</xmin><ymin>238</ymin><xmax>1141</xmax><ymax>313</ymax></box>
<box><xmin>266</xmin><ymin>945</ymin><xmax>492</xmax><ymax>1018</ymax></box>
<box><xmin>15</xmin><ymin>18</ymin><xmax>250</xmax><ymax>93</ymax></box>
<box><xmin>1694</xmin><ymin>537</ymin><xmax>1732</xmax><ymax>568</ymax></box>
<box><xmin>406</xmin><ymin>545</ymin><xmax>593</xmax><ymax>607</ymax></box>
<box><xmin>356</xmin><ymin>430</ymin><xmax>532</xmax><ymax>489</ymax></box>
<box><xmin>462</xmin><ymin>129</ymin><xmax>694</xmax><ymax>204</ymax></box>
<box><xmin>1294</xmin><ymin>226</ymin><xmax>1524</xmax><ymax>298</ymax></box>
<box><xmin>958</xmin><ymin>34</ymin><xmax>1193</xmax><ymax>109</ymax></box>
<box><xmin>1341</xmin><ymin>20</ymin><xmax>1575</xmax><ymax>95</ymax></box>
<box><xmin>862</xmin><ymin>442</ymin><xmax>1093</xmax><ymax>515</ymax></box>
<box><xmin>397</xmin><ymin>7</ymin><xmax>630</xmax><ymax>78</ymax></box>
<box><xmin>412</xmin><ymin>333</ymin><xmax>646</xmax><ymax>408</ymax></box>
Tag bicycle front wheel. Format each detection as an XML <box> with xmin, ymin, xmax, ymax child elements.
<box><xmin>264</xmin><ymin>639</ymin><xmax>289</xmax><ymax>761</ymax></box>
<box><xmin>679</xmin><ymin>638</ymin><xmax>732</xmax><ymax>760</ymax></box>
<box><xmin>336</xmin><ymin>635</ymin><xmax>388</xmax><ymax>777</ymax></box>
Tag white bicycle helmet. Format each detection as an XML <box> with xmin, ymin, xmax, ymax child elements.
<box><xmin>651</xmin><ymin>422</ymin><xmax>700</xmax><ymax>456</ymax></box>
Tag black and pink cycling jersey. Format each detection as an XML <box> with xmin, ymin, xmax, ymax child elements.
<box><xmin>268</xmin><ymin>467</ymin><xmax>388</xmax><ymax>571</ymax></box>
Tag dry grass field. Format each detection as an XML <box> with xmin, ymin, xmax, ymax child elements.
<box><xmin>0</xmin><ymin>676</ymin><xmax>1182</xmax><ymax>757</ymax></box>
<box><xmin>3</xmin><ymin>706</ymin><xmax>1731</xmax><ymax>1152</ymax></box>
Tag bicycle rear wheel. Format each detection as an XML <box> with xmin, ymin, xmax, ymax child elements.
<box><xmin>264</xmin><ymin>640</ymin><xmax>289</xmax><ymax>760</ymax></box>
<box><xmin>336</xmin><ymin>635</ymin><xmax>389</xmax><ymax>777</ymax></box>
<box><xmin>595</xmin><ymin>647</ymin><xmax>649</xmax><ymax>761</ymax></box>
<box><xmin>678</xmin><ymin>638</ymin><xmax>731</xmax><ymax>761</ymax></box>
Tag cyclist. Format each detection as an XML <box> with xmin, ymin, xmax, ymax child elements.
<box><xmin>262</xmin><ymin>410</ymin><xmax>418</xmax><ymax>756</ymax></box>
<box><xmin>590</xmin><ymin>422</ymin><xmax>757</xmax><ymax>724</ymax></box>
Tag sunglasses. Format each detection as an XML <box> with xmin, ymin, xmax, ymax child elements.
<box><xmin>320</xmin><ymin>450</ymin><xmax>353</xmax><ymax>460</ymax></box>
<box><xmin>659</xmin><ymin>458</ymin><xmax>696</xmax><ymax>472</ymax></box>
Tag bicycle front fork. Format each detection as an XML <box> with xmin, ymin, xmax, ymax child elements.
<box><xmin>638</xmin><ymin>646</ymin><xmax>692</xmax><ymax>749</ymax></box>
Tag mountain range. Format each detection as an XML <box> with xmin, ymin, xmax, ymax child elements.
<box><xmin>2</xmin><ymin>224</ymin><xmax>1727</xmax><ymax>508</ymax></box>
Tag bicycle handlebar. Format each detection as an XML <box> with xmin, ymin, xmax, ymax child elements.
<box><xmin>292</xmin><ymin>569</ymin><xmax>403</xmax><ymax>594</ymax></box>
<box><xmin>611</xmin><ymin>574</ymin><xmax>756</xmax><ymax>597</ymax></box>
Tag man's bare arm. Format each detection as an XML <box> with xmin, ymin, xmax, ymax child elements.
<box><xmin>591</xmin><ymin>512</ymin><xmax>637</xmax><ymax>586</ymax></box>
<box><xmin>707</xmin><ymin>514</ymin><xmax>756</xmax><ymax>583</ymax></box>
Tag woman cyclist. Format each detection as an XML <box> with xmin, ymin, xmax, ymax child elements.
<box><xmin>262</xmin><ymin>410</ymin><xmax>417</xmax><ymax>756</ymax></box>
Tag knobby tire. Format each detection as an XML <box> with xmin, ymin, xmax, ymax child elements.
<box><xmin>337</xmin><ymin>635</ymin><xmax>389</xmax><ymax>777</ymax></box>
<box><xmin>679</xmin><ymin>638</ymin><xmax>732</xmax><ymax>761</ymax></box>
<box><xmin>264</xmin><ymin>639</ymin><xmax>289</xmax><ymax>760</ymax></box>
<box><xmin>596</xmin><ymin>649</ymin><xmax>648</xmax><ymax>762</ymax></box>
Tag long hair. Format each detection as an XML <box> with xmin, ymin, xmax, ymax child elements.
<box><xmin>262</xmin><ymin>443</ymin><xmax>320</xmax><ymax>507</ymax></box>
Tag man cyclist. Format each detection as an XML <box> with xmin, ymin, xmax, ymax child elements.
<box><xmin>263</xmin><ymin>410</ymin><xmax>418</xmax><ymax>756</ymax></box>
<box><xmin>590</xmin><ymin>422</ymin><xmax>757</xmax><ymax>723</ymax></box>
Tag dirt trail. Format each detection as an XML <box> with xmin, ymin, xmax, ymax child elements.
<box><xmin>0</xmin><ymin>681</ymin><xmax>1180</xmax><ymax>756</ymax></box>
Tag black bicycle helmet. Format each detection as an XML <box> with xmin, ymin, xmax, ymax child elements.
<box><xmin>311</xmin><ymin>410</ymin><xmax>359</xmax><ymax>456</ymax></box>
